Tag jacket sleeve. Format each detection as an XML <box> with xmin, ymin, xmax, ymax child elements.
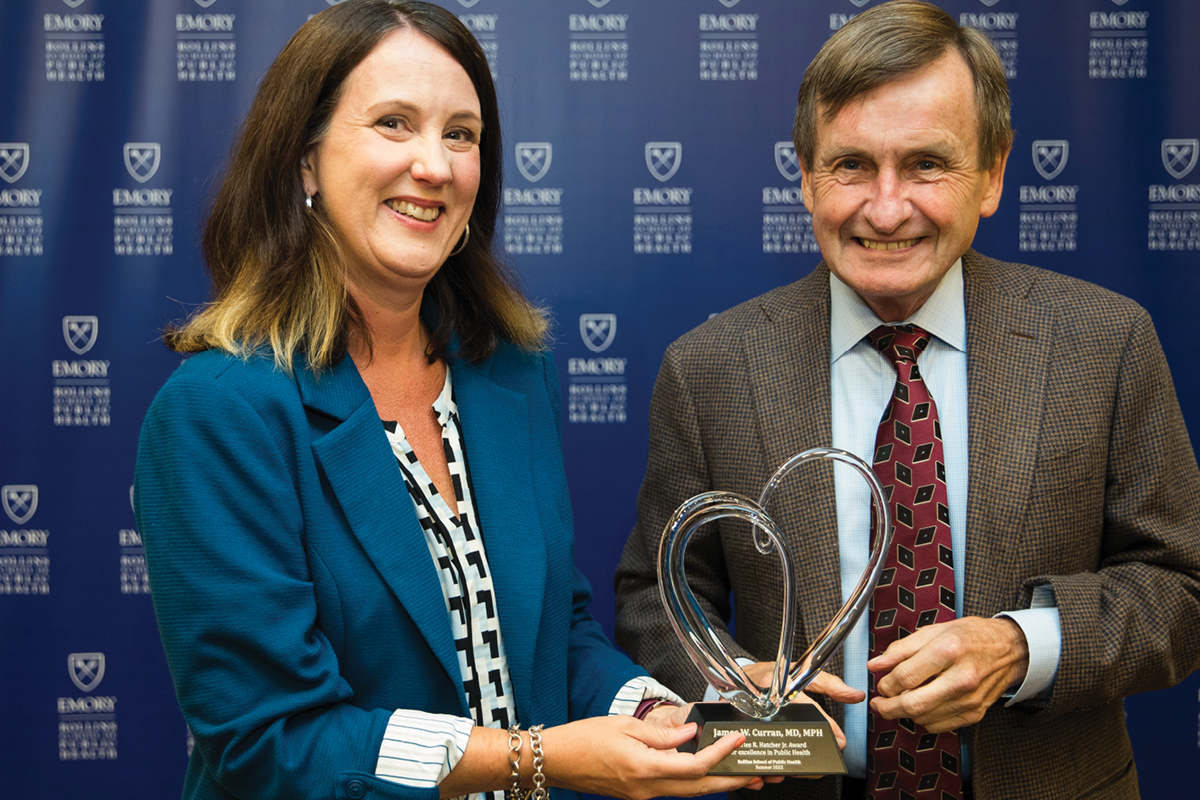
<box><xmin>1025</xmin><ymin>307</ymin><xmax>1200</xmax><ymax>720</ymax></box>
<box><xmin>612</xmin><ymin>344</ymin><xmax>753</xmax><ymax>701</ymax></box>
<box><xmin>135</xmin><ymin>365</ymin><xmax>436</xmax><ymax>800</ymax></box>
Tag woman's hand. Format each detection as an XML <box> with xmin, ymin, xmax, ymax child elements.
<box><xmin>539</xmin><ymin>714</ymin><xmax>766</xmax><ymax>800</ymax></box>
<box><xmin>441</xmin><ymin>670</ymin><xmax>866</xmax><ymax>800</ymax></box>
<box><xmin>641</xmin><ymin>703</ymin><xmax>786</xmax><ymax>788</ymax></box>
<box><xmin>640</xmin><ymin>700</ymin><xmax>693</xmax><ymax>728</ymax></box>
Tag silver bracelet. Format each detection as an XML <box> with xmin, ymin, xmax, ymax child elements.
<box><xmin>528</xmin><ymin>724</ymin><xmax>547</xmax><ymax>800</ymax></box>
<box><xmin>507</xmin><ymin>725</ymin><xmax>527</xmax><ymax>800</ymax></box>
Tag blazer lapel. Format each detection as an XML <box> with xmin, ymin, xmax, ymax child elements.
<box><xmin>300</xmin><ymin>357</ymin><xmax>463</xmax><ymax>699</ymax></box>
<box><xmin>450</xmin><ymin>356</ymin><xmax>547</xmax><ymax>721</ymax></box>
<box><xmin>743</xmin><ymin>269</ymin><xmax>848</xmax><ymax>680</ymax></box>
<box><xmin>962</xmin><ymin>251</ymin><xmax>1057</xmax><ymax>616</ymax></box>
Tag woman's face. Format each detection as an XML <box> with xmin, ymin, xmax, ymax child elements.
<box><xmin>301</xmin><ymin>27</ymin><xmax>482</xmax><ymax>308</ymax></box>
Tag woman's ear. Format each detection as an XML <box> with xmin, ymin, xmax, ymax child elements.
<box><xmin>300</xmin><ymin>149</ymin><xmax>319</xmax><ymax>198</ymax></box>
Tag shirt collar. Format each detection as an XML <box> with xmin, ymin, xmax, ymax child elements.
<box><xmin>829</xmin><ymin>257</ymin><xmax>966</xmax><ymax>362</ymax></box>
<box><xmin>433</xmin><ymin>366</ymin><xmax>457</xmax><ymax>428</ymax></box>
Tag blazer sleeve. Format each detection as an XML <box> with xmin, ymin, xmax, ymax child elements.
<box><xmin>1025</xmin><ymin>307</ymin><xmax>1200</xmax><ymax>720</ymax></box>
<box><xmin>135</xmin><ymin>365</ymin><xmax>434</xmax><ymax>800</ymax></box>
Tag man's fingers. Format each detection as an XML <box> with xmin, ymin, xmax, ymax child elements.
<box><xmin>871</xmin><ymin>687</ymin><xmax>985</xmax><ymax>732</ymax></box>
<box><xmin>806</xmin><ymin>670</ymin><xmax>866</xmax><ymax>704</ymax></box>
<box><xmin>867</xmin><ymin>623</ymin><xmax>943</xmax><ymax>674</ymax></box>
<box><xmin>870</xmin><ymin>662</ymin><xmax>999</xmax><ymax>730</ymax></box>
<box><xmin>873</xmin><ymin>640</ymin><xmax>954</xmax><ymax>698</ymax></box>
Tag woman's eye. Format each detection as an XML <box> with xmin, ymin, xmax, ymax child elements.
<box><xmin>378</xmin><ymin>117</ymin><xmax>406</xmax><ymax>131</ymax></box>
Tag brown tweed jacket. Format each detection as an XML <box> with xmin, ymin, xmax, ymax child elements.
<box><xmin>614</xmin><ymin>250</ymin><xmax>1200</xmax><ymax>800</ymax></box>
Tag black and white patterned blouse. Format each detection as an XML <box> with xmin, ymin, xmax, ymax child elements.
<box><xmin>372</xmin><ymin>370</ymin><xmax>680</xmax><ymax>800</ymax></box>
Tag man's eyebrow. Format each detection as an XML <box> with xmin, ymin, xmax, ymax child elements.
<box><xmin>818</xmin><ymin>146</ymin><xmax>868</xmax><ymax>165</ymax></box>
<box><xmin>907</xmin><ymin>142</ymin><xmax>958</xmax><ymax>161</ymax></box>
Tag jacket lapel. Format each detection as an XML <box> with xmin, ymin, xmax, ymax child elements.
<box><xmin>743</xmin><ymin>269</ymin><xmax>848</xmax><ymax>680</ymax></box>
<box><xmin>450</xmin><ymin>356</ymin><xmax>546</xmax><ymax>721</ymax></box>
<box><xmin>300</xmin><ymin>356</ymin><xmax>463</xmax><ymax>702</ymax></box>
<box><xmin>962</xmin><ymin>251</ymin><xmax>1056</xmax><ymax>616</ymax></box>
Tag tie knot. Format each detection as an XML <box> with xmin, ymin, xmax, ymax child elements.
<box><xmin>868</xmin><ymin>324</ymin><xmax>931</xmax><ymax>366</ymax></box>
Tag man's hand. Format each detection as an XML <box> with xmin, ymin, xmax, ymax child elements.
<box><xmin>740</xmin><ymin>663</ymin><xmax>865</xmax><ymax>750</ymax></box>
<box><xmin>868</xmin><ymin>616</ymin><xmax>1030</xmax><ymax>733</ymax></box>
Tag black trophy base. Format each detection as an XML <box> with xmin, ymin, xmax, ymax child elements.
<box><xmin>678</xmin><ymin>703</ymin><xmax>847</xmax><ymax>776</ymax></box>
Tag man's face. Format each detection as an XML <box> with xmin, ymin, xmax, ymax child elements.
<box><xmin>801</xmin><ymin>51</ymin><xmax>1008</xmax><ymax>322</ymax></box>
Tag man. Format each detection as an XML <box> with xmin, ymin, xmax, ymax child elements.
<box><xmin>614</xmin><ymin>3</ymin><xmax>1200</xmax><ymax>799</ymax></box>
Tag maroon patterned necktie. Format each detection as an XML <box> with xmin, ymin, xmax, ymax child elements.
<box><xmin>865</xmin><ymin>325</ymin><xmax>961</xmax><ymax>800</ymax></box>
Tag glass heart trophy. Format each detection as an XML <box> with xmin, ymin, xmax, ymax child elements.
<box><xmin>657</xmin><ymin>447</ymin><xmax>892</xmax><ymax>775</ymax></box>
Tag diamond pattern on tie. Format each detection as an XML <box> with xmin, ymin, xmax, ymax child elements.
<box><xmin>866</xmin><ymin>325</ymin><xmax>961</xmax><ymax>800</ymax></box>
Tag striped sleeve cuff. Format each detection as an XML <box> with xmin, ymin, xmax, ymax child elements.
<box><xmin>609</xmin><ymin>675</ymin><xmax>686</xmax><ymax>716</ymax></box>
<box><xmin>375</xmin><ymin>709</ymin><xmax>475</xmax><ymax>787</ymax></box>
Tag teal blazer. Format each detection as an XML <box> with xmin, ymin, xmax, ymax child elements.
<box><xmin>135</xmin><ymin>343</ymin><xmax>643</xmax><ymax>800</ymax></box>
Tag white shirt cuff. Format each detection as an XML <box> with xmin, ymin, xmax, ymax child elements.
<box><xmin>375</xmin><ymin>708</ymin><xmax>474</xmax><ymax>787</ymax></box>
<box><xmin>995</xmin><ymin>585</ymin><xmax>1061</xmax><ymax>705</ymax></box>
<box><xmin>610</xmin><ymin>675</ymin><xmax>686</xmax><ymax>715</ymax></box>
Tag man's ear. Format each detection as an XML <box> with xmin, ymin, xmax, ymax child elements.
<box><xmin>979</xmin><ymin>147</ymin><xmax>1010</xmax><ymax>219</ymax></box>
<box><xmin>801</xmin><ymin>161</ymin><xmax>815</xmax><ymax>214</ymax></box>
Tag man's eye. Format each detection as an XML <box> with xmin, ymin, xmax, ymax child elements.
<box><xmin>840</xmin><ymin>159</ymin><xmax>860</xmax><ymax>171</ymax></box>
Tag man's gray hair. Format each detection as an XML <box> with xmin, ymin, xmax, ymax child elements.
<box><xmin>793</xmin><ymin>0</ymin><xmax>1014</xmax><ymax>171</ymax></box>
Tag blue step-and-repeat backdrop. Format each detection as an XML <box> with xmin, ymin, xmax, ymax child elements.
<box><xmin>2</xmin><ymin>1</ymin><xmax>1198</xmax><ymax>797</ymax></box>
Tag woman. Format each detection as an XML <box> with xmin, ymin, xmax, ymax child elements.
<box><xmin>134</xmin><ymin>2</ymin><xmax>780</xmax><ymax>799</ymax></box>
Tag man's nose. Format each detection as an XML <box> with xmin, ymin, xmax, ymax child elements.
<box><xmin>862</xmin><ymin>171</ymin><xmax>912</xmax><ymax>234</ymax></box>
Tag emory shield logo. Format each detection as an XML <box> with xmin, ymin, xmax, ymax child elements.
<box><xmin>2</xmin><ymin>485</ymin><xmax>38</xmax><ymax>525</ymax></box>
<box><xmin>516</xmin><ymin>143</ymin><xmax>553</xmax><ymax>183</ymax></box>
<box><xmin>0</xmin><ymin>143</ymin><xmax>29</xmax><ymax>184</ymax></box>
<box><xmin>588</xmin><ymin>0</ymin><xmax>611</xmax><ymax>8</ymax></box>
<box><xmin>979</xmin><ymin>0</ymin><xmax>1000</xmax><ymax>7</ymax></box>
<box><xmin>193</xmin><ymin>0</ymin><xmax>217</xmax><ymax>7</ymax></box>
<box><xmin>63</xmin><ymin>315</ymin><xmax>99</xmax><ymax>355</ymax></box>
<box><xmin>1162</xmin><ymin>139</ymin><xmax>1198</xmax><ymax>180</ymax></box>
<box><xmin>1110</xmin><ymin>0</ymin><xmax>1130</xmax><ymax>5</ymax></box>
<box><xmin>646</xmin><ymin>142</ymin><xmax>682</xmax><ymax>183</ymax></box>
<box><xmin>124</xmin><ymin>143</ymin><xmax>161</xmax><ymax>183</ymax></box>
<box><xmin>719</xmin><ymin>0</ymin><xmax>741</xmax><ymax>8</ymax></box>
<box><xmin>62</xmin><ymin>0</ymin><xmax>86</xmax><ymax>7</ymax></box>
<box><xmin>456</xmin><ymin>0</ymin><xmax>481</xmax><ymax>7</ymax></box>
<box><xmin>775</xmin><ymin>142</ymin><xmax>801</xmax><ymax>182</ymax></box>
<box><xmin>69</xmin><ymin>653</ymin><xmax>106</xmax><ymax>693</ymax></box>
<box><xmin>1032</xmin><ymin>140</ymin><xmax>1069</xmax><ymax>181</ymax></box>
<box><xmin>849</xmin><ymin>0</ymin><xmax>870</xmax><ymax>7</ymax></box>
<box><xmin>580</xmin><ymin>314</ymin><xmax>617</xmax><ymax>353</ymax></box>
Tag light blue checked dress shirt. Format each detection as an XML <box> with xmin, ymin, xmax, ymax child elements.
<box><xmin>829</xmin><ymin>259</ymin><xmax>1061</xmax><ymax>779</ymax></box>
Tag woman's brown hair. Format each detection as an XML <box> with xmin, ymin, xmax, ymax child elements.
<box><xmin>166</xmin><ymin>0</ymin><xmax>545</xmax><ymax>372</ymax></box>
